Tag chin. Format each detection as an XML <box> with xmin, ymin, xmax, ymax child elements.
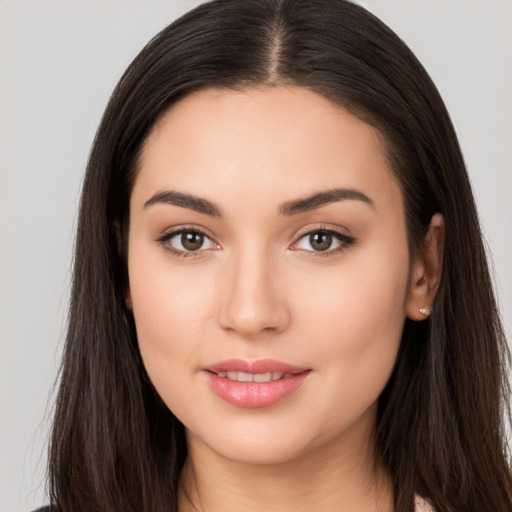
<box><xmin>208</xmin><ymin>437</ymin><xmax>311</xmax><ymax>466</ymax></box>
<box><xmin>185</xmin><ymin>410</ymin><xmax>361</xmax><ymax>469</ymax></box>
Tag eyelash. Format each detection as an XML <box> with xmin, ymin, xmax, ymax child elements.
<box><xmin>156</xmin><ymin>227</ymin><xmax>217</xmax><ymax>258</ymax></box>
<box><xmin>156</xmin><ymin>226</ymin><xmax>355</xmax><ymax>258</ymax></box>
<box><xmin>290</xmin><ymin>226</ymin><xmax>355</xmax><ymax>257</ymax></box>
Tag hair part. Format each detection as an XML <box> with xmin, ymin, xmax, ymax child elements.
<box><xmin>49</xmin><ymin>1</ymin><xmax>512</xmax><ymax>511</ymax></box>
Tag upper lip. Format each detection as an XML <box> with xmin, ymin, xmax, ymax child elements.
<box><xmin>204</xmin><ymin>358</ymin><xmax>310</xmax><ymax>375</ymax></box>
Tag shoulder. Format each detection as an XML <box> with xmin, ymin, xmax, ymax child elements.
<box><xmin>415</xmin><ymin>495</ymin><xmax>436</xmax><ymax>511</ymax></box>
<box><xmin>31</xmin><ymin>507</ymin><xmax>52</xmax><ymax>512</ymax></box>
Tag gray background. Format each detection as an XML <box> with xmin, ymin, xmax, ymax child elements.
<box><xmin>1</xmin><ymin>1</ymin><xmax>510</xmax><ymax>510</ymax></box>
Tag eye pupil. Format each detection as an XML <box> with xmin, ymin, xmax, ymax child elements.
<box><xmin>310</xmin><ymin>231</ymin><xmax>332</xmax><ymax>251</ymax></box>
<box><xmin>181</xmin><ymin>231</ymin><xmax>204</xmax><ymax>251</ymax></box>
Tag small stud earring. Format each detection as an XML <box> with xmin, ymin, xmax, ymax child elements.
<box><xmin>419</xmin><ymin>307</ymin><xmax>430</xmax><ymax>317</ymax></box>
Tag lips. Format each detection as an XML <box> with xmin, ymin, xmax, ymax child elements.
<box><xmin>217</xmin><ymin>371</ymin><xmax>289</xmax><ymax>382</ymax></box>
<box><xmin>203</xmin><ymin>359</ymin><xmax>311</xmax><ymax>408</ymax></box>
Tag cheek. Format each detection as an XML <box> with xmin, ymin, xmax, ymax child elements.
<box><xmin>127</xmin><ymin>247</ymin><xmax>218</xmax><ymax>394</ymax></box>
<box><xmin>296</xmin><ymin>248</ymin><xmax>408</xmax><ymax>326</ymax></box>
<box><xmin>132</xmin><ymin>269</ymin><xmax>213</xmax><ymax>339</ymax></box>
<box><xmin>292</xmin><ymin>244</ymin><xmax>409</xmax><ymax>409</ymax></box>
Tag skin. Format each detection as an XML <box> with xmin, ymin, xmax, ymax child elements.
<box><xmin>127</xmin><ymin>86</ymin><xmax>444</xmax><ymax>512</ymax></box>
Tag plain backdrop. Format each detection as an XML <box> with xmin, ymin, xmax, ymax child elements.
<box><xmin>1</xmin><ymin>1</ymin><xmax>511</xmax><ymax>510</ymax></box>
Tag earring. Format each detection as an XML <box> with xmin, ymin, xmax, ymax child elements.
<box><xmin>419</xmin><ymin>307</ymin><xmax>430</xmax><ymax>317</ymax></box>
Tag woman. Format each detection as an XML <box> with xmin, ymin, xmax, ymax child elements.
<box><xmin>39</xmin><ymin>0</ymin><xmax>512</xmax><ymax>510</ymax></box>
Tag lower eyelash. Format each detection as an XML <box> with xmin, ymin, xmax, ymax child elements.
<box><xmin>155</xmin><ymin>228</ymin><xmax>211</xmax><ymax>258</ymax></box>
<box><xmin>311</xmin><ymin>231</ymin><xmax>355</xmax><ymax>256</ymax></box>
<box><xmin>292</xmin><ymin>225</ymin><xmax>356</xmax><ymax>257</ymax></box>
<box><xmin>159</xmin><ymin>243</ymin><xmax>196</xmax><ymax>258</ymax></box>
<box><xmin>155</xmin><ymin>227</ymin><xmax>355</xmax><ymax>258</ymax></box>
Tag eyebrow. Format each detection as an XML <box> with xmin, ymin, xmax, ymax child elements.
<box><xmin>143</xmin><ymin>187</ymin><xmax>375</xmax><ymax>217</ymax></box>
<box><xmin>143</xmin><ymin>190</ymin><xmax>222</xmax><ymax>217</ymax></box>
<box><xmin>279</xmin><ymin>188</ymin><xmax>375</xmax><ymax>216</ymax></box>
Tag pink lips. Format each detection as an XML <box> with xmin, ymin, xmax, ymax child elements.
<box><xmin>203</xmin><ymin>359</ymin><xmax>311</xmax><ymax>408</ymax></box>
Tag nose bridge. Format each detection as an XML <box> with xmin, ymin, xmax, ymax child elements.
<box><xmin>218</xmin><ymin>241</ymin><xmax>289</xmax><ymax>337</ymax></box>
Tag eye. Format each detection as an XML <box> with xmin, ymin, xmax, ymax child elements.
<box><xmin>157</xmin><ymin>228</ymin><xmax>219</xmax><ymax>257</ymax></box>
<box><xmin>291</xmin><ymin>229</ymin><xmax>355</xmax><ymax>254</ymax></box>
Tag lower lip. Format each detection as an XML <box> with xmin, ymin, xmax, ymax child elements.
<box><xmin>204</xmin><ymin>371</ymin><xmax>310</xmax><ymax>408</ymax></box>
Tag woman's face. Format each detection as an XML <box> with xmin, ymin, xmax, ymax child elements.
<box><xmin>127</xmin><ymin>86</ymin><xmax>417</xmax><ymax>465</ymax></box>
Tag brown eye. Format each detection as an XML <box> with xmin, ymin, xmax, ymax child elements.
<box><xmin>309</xmin><ymin>232</ymin><xmax>332</xmax><ymax>251</ymax></box>
<box><xmin>158</xmin><ymin>228</ymin><xmax>218</xmax><ymax>256</ymax></box>
<box><xmin>291</xmin><ymin>228</ymin><xmax>355</xmax><ymax>255</ymax></box>
<box><xmin>181</xmin><ymin>231</ymin><xmax>204</xmax><ymax>251</ymax></box>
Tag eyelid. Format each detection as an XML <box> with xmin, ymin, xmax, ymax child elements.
<box><xmin>155</xmin><ymin>225</ymin><xmax>221</xmax><ymax>257</ymax></box>
<box><xmin>289</xmin><ymin>224</ymin><xmax>356</xmax><ymax>255</ymax></box>
<box><xmin>154</xmin><ymin>223</ymin><xmax>355</xmax><ymax>257</ymax></box>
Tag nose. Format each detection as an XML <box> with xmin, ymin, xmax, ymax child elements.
<box><xmin>218</xmin><ymin>246</ymin><xmax>291</xmax><ymax>339</ymax></box>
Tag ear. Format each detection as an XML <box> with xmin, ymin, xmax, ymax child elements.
<box><xmin>125</xmin><ymin>289</ymin><xmax>133</xmax><ymax>311</ymax></box>
<box><xmin>406</xmin><ymin>213</ymin><xmax>445</xmax><ymax>321</ymax></box>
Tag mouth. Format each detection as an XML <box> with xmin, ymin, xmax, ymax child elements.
<box><xmin>215</xmin><ymin>371</ymin><xmax>293</xmax><ymax>383</ymax></box>
<box><xmin>204</xmin><ymin>358</ymin><xmax>309</xmax><ymax>375</ymax></box>
<box><xmin>203</xmin><ymin>359</ymin><xmax>311</xmax><ymax>408</ymax></box>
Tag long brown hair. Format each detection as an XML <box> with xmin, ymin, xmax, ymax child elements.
<box><xmin>48</xmin><ymin>1</ymin><xmax>512</xmax><ymax>510</ymax></box>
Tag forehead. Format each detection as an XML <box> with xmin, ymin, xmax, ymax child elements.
<box><xmin>132</xmin><ymin>86</ymin><xmax>402</xmax><ymax>216</ymax></box>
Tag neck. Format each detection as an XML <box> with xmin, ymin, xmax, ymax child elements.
<box><xmin>178</xmin><ymin>416</ymin><xmax>393</xmax><ymax>512</ymax></box>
